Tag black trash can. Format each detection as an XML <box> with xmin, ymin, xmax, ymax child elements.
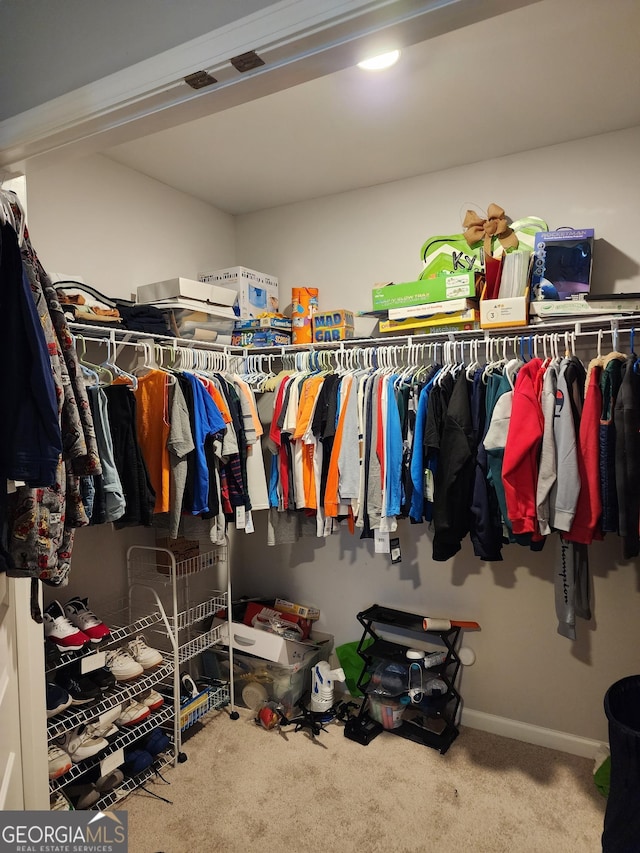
<box><xmin>602</xmin><ymin>675</ymin><xmax>640</xmax><ymax>852</ymax></box>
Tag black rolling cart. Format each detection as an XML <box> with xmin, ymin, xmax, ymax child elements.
<box><xmin>344</xmin><ymin>604</ymin><xmax>469</xmax><ymax>754</ymax></box>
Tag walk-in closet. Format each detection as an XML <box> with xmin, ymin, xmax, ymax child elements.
<box><xmin>1</xmin><ymin>0</ymin><xmax>640</xmax><ymax>849</ymax></box>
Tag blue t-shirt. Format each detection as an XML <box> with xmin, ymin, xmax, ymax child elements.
<box><xmin>184</xmin><ymin>373</ymin><xmax>226</xmax><ymax>514</ymax></box>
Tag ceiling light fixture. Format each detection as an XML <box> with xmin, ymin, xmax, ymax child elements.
<box><xmin>357</xmin><ymin>50</ymin><xmax>400</xmax><ymax>71</ymax></box>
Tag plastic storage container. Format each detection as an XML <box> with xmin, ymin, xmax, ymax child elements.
<box><xmin>208</xmin><ymin>646</ymin><xmax>320</xmax><ymax>715</ymax></box>
<box><xmin>368</xmin><ymin>696</ymin><xmax>404</xmax><ymax>730</ymax></box>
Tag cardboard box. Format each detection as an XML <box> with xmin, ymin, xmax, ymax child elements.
<box><xmin>378</xmin><ymin>308</ymin><xmax>479</xmax><ymax>334</ymax></box>
<box><xmin>274</xmin><ymin>598</ymin><xmax>321</xmax><ymax>621</ymax></box>
<box><xmin>199</xmin><ymin>266</ymin><xmax>279</xmax><ymax>318</ymax></box>
<box><xmin>480</xmin><ymin>284</ymin><xmax>530</xmax><ymax>329</ymax></box>
<box><xmin>155</xmin><ymin>536</ymin><xmax>200</xmax><ymax>573</ymax></box>
<box><xmin>234</xmin><ymin>316</ymin><xmax>291</xmax><ymax>332</ymax></box>
<box><xmin>312</xmin><ymin>309</ymin><xmax>355</xmax><ymax>342</ymax></box>
<box><xmin>137</xmin><ymin>277</ymin><xmax>236</xmax><ymax>307</ymax></box>
<box><xmin>531</xmin><ymin>229</ymin><xmax>594</xmax><ymax>301</ymax></box>
<box><xmin>372</xmin><ymin>272</ymin><xmax>477</xmax><ymax>311</ymax></box>
<box><xmin>243</xmin><ymin>602</ymin><xmax>312</xmax><ymax>640</ymax></box>
<box><xmin>388</xmin><ymin>297</ymin><xmax>478</xmax><ymax>321</ymax></box>
<box><xmin>231</xmin><ymin>329</ymin><xmax>291</xmax><ymax>347</ymax></box>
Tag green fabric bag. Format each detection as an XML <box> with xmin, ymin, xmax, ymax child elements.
<box><xmin>336</xmin><ymin>639</ymin><xmax>373</xmax><ymax>697</ymax></box>
<box><xmin>594</xmin><ymin>755</ymin><xmax>611</xmax><ymax>798</ymax></box>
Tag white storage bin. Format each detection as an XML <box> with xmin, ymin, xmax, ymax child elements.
<box><xmin>213</xmin><ymin>618</ymin><xmax>332</xmax><ymax>666</ymax></box>
<box><xmin>136</xmin><ymin>277</ymin><xmax>236</xmax><ymax>307</ymax></box>
<box><xmin>198</xmin><ymin>266</ymin><xmax>279</xmax><ymax>318</ymax></box>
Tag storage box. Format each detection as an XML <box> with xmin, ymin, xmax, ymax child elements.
<box><xmin>312</xmin><ymin>309</ymin><xmax>355</xmax><ymax>343</ymax></box>
<box><xmin>480</xmin><ymin>285</ymin><xmax>530</xmax><ymax>330</ymax></box>
<box><xmin>214</xmin><ymin>618</ymin><xmax>333</xmax><ymax>665</ymax></box>
<box><xmin>531</xmin><ymin>229</ymin><xmax>594</xmax><ymax>301</ymax></box>
<box><xmin>199</xmin><ymin>266</ymin><xmax>279</xmax><ymax>318</ymax></box>
<box><xmin>388</xmin><ymin>298</ymin><xmax>478</xmax><ymax>321</ymax></box>
<box><xmin>378</xmin><ymin>309</ymin><xmax>479</xmax><ymax>334</ymax></box>
<box><xmin>155</xmin><ymin>536</ymin><xmax>200</xmax><ymax>573</ymax></box>
<box><xmin>136</xmin><ymin>277</ymin><xmax>236</xmax><ymax>307</ymax></box>
<box><xmin>210</xmin><ymin>647</ymin><xmax>320</xmax><ymax>714</ymax></box>
<box><xmin>234</xmin><ymin>316</ymin><xmax>291</xmax><ymax>332</ymax></box>
<box><xmin>243</xmin><ymin>602</ymin><xmax>312</xmax><ymax>640</ymax></box>
<box><xmin>372</xmin><ymin>272</ymin><xmax>477</xmax><ymax>311</ymax></box>
<box><xmin>231</xmin><ymin>329</ymin><xmax>291</xmax><ymax>347</ymax></box>
<box><xmin>274</xmin><ymin>598</ymin><xmax>321</xmax><ymax>621</ymax></box>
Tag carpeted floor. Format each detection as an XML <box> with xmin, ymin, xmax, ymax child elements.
<box><xmin>121</xmin><ymin>707</ymin><xmax>606</xmax><ymax>853</ymax></box>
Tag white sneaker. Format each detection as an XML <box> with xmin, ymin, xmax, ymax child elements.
<box><xmin>44</xmin><ymin>601</ymin><xmax>91</xmax><ymax>651</ymax></box>
<box><xmin>63</xmin><ymin>597</ymin><xmax>111</xmax><ymax>644</ymax></box>
<box><xmin>50</xmin><ymin>791</ymin><xmax>73</xmax><ymax>811</ymax></box>
<box><xmin>104</xmin><ymin>648</ymin><xmax>144</xmax><ymax>681</ymax></box>
<box><xmin>116</xmin><ymin>700</ymin><xmax>151</xmax><ymax>727</ymax></box>
<box><xmin>127</xmin><ymin>636</ymin><xmax>163</xmax><ymax>670</ymax></box>
<box><xmin>137</xmin><ymin>688</ymin><xmax>164</xmax><ymax>711</ymax></box>
<box><xmin>57</xmin><ymin>724</ymin><xmax>109</xmax><ymax>763</ymax></box>
<box><xmin>48</xmin><ymin>744</ymin><xmax>72</xmax><ymax>780</ymax></box>
<box><xmin>85</xmin><ymin>704</ymin><xmax>122</xmax><ymax>739</ymax></box>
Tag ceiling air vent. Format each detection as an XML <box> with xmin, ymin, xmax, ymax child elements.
<box><xmin>184</xmin><ymin>70</ymin><xmax>218</xmax><ymax>90</ymax></box>
<box><xmin>229</xmin><ymin>50</ymin><xmax>265</xmax><ymax>73</ymax></box>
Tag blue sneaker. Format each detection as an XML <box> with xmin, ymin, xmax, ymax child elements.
<box><xmin>143</xmin><ymin>728</ymin><xmax>171</xmax><ymax>757</ymax></box>
<box><xmin>122</xmin><ymin>748</ymin><xmax>154</xmax><ymax>778</ymax></box>
<box><xmin>46</xmin><ymin>683</ymin><xmax>73</xmax><ymax>718</ymax></box>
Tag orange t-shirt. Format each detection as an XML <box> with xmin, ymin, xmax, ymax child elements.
<box><xmin>134</xmin><ymin>370</ymin><xmax>170</xmax><ymax>513</ymax></box>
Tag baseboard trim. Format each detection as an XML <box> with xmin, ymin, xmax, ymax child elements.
<box><xmin>461</xmin><ymin>708</ymin><xmax>605</xmax><ymax>759</ymax></box>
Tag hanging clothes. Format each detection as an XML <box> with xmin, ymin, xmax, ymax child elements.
<box><xmin>565</xmin><ymin>358</ymin><xmax>603</xmax><ymax>545</ymax></box>
<box><xmin>614</xmin><ymin>354</ymin><xmax>640</xmax><ymax>559</ymax></box>
<box><xmin>2</xmin><ymin>202</ymin><xmax>100</xmax><ymax>595</ymax></box>
<box><xmin>502</xmin><ymin>358</ymin><xmax>544</xmax><ymax>537</ymax></box>
<box><xmin>105</xmin><ymin>384</ymin><xmax>155</xmax><ymax>528</ymax></box>
<box><xmin>134</xmin><ymin>370</ymin><xmax>170</xmax><ymax>514</ymax></box>
<box><xmin>432</xmin><ymin>369</ymin><xmax>475</xmax><ymax>561</ymax></box>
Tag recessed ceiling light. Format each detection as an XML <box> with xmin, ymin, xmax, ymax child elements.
<box><xmin>357</xmin><ymin>50</ymin><xmax>401</xmax><ymax>71</ymax></box>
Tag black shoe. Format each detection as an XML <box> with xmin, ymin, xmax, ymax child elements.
<box><xmin>79</xmin><ymin>765</ymin><xmax>125</xmax><ymax>793</ymax></box>
<box><xmin>63</xmin><ymin>782</ymin><xmax>100</xmax><ymax>810</ymax></box>
<box><xmin>57</xmin><ymin>669</ymin><xmax>101</xmax><ymax>706</ymax></box>
<box><xmin>44</xmin><ymin>640</ymin><xmax>62</xmax><ymax>670</ymax></box>
<box><xmin>88</xmin><ymin>666</ymin><xmax>116</xmax><ymax>694</ymax></box>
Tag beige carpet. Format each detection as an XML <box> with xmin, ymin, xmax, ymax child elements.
<box><xmin>121</xmin><ymin>708</ymin><xmax>606</xmax><ymax>853</ymax></box>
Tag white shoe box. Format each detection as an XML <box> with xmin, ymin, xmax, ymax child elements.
<box><xmin>136</xmin><ymin>277</ymin><xmax>236</xmax><ymax>307</ymax></box>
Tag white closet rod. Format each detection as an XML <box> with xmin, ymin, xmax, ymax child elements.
<box><xmin>70</xmin><ymin>315</ymin><xmax>639</xmax><ymax>364</ymax></box>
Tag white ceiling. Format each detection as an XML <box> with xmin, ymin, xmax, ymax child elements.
<box><xmin>104</xmin><ymin>0</ymin><xmax>640</xmax><ymax>216</ymax></box>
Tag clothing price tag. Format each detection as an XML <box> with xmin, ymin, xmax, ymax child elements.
<box><xmin>390</xmin><ymin>537</ymin><xmax>402</xmax><ymax>564</ymax></box>
<box><xmin>100</xmin><ymin>747</ymin><xmax>124</xmax><ymax>778</ymax></box>
<box><xmin>424</xmin><ymin>469</ymin><xmax>434</xmax><ymax>503</ymax></box>
<box><xmin>323</xmin><ymin>517</ymin><xmax>333</xmax><ymax>537</ymax></box>
<box><xmin>374</xmin><ymin>529</ymin><xmax>390</xmax><ymax>553</ymax></box>
<box><xmin>235</xmin><ymin>506</ymin><xmax>246</xmax><ymax>529</ymax></box>
<box><xmin>80</xmin><ymin>650</ymin><xmax>106</xmax><ymax>674</ymax></box>
<box><xmin>244</xmin><ymin>511</ymin><xmax>254</xmax><ymax>534</ymax></box>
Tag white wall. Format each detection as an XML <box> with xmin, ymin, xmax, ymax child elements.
<box><xmin>26</xmin><ymin>152</ymin><xmax>236</xmax><ymax>299</ymax></box>
<box><xmin>233</xmin><ymin>126</ymin><xmax>640</xmax><ymax>745</ymax></box>
<box><xmin>236</xmin><ymin>126</ymin><xmax>640</xmax><ymax>308</ymax></box>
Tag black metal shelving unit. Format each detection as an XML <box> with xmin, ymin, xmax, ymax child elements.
<box><xmin>345</xmin><ymin>604</ymin><xmax>463</xmax><ymax>754</ymax></box>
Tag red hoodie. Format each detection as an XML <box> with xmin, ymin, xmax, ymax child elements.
<box><xmin>502</xmin><ymin>358</ymin><xmax>544</xmax><ymax>535</ymax></box>
<box><xmin>565</xmin><ymin>363</ymin><xmax>603</xmax><ymax>544</ymax></box>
